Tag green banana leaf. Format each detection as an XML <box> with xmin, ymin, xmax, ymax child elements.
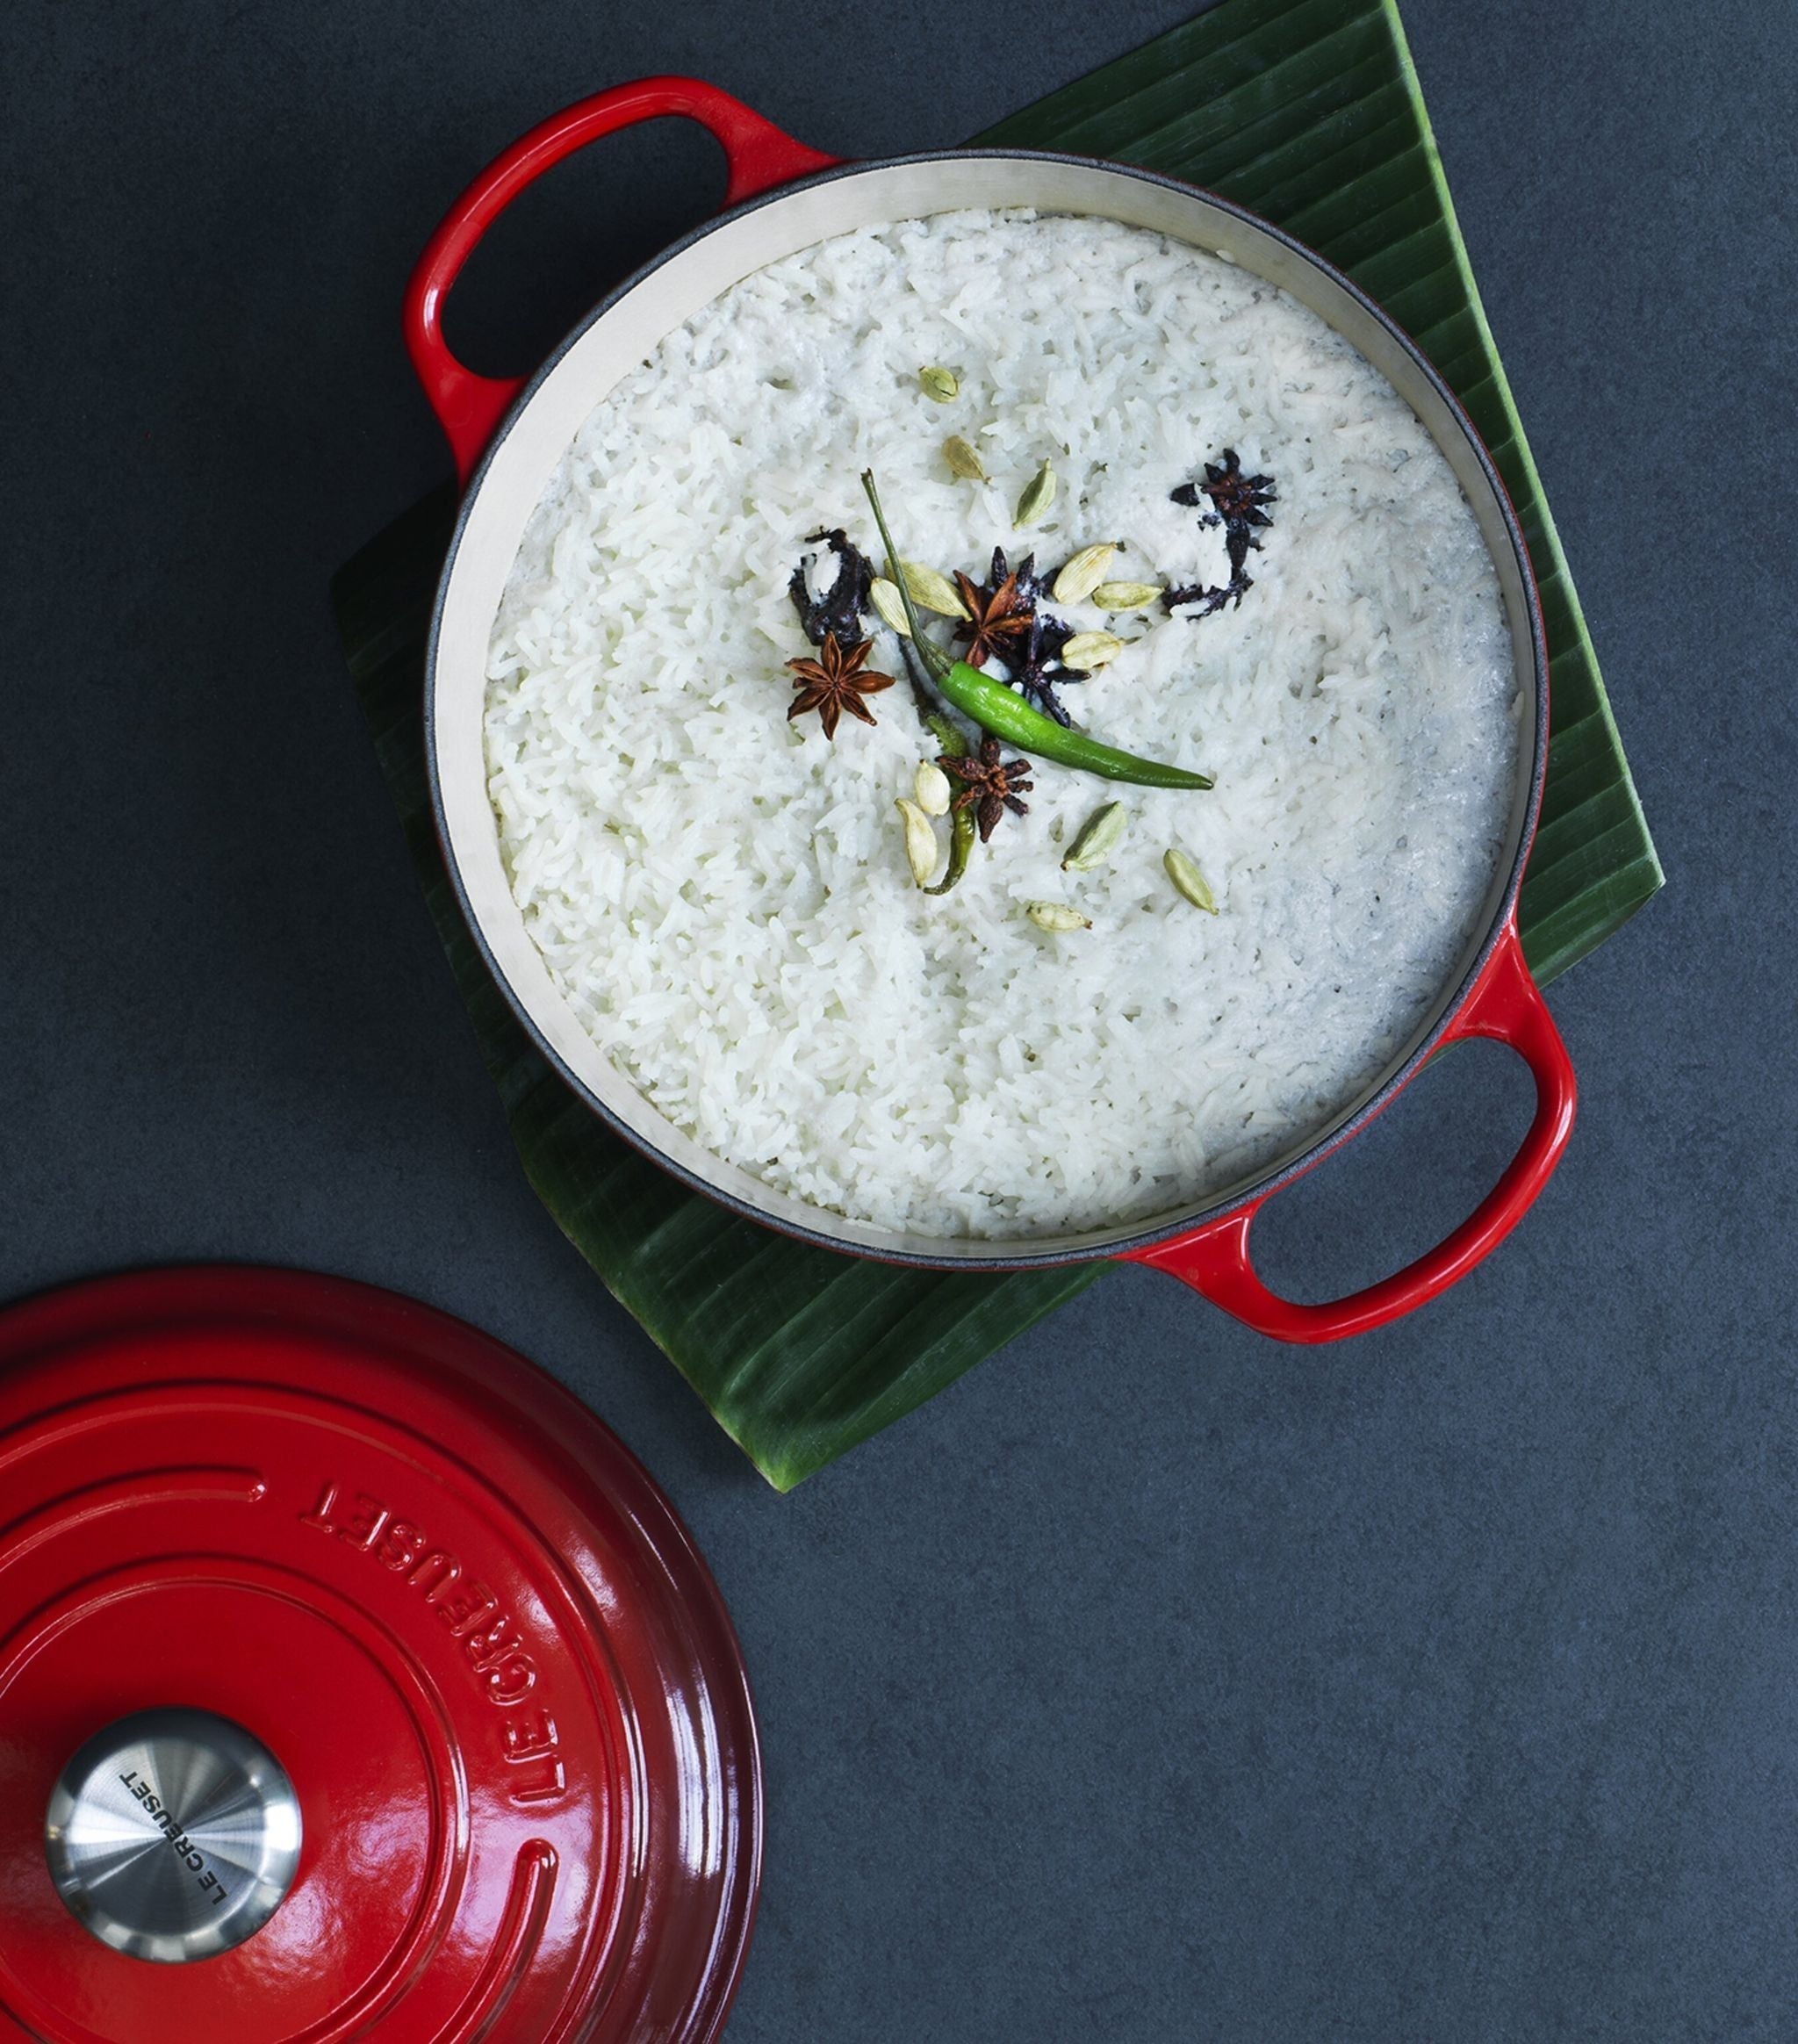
<box><xmin>333</xmin><ymin>0</ymin><xmax>1662</xmax><ymax>1491</ymax></box>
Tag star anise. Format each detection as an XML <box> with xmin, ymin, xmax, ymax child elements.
<box><xmin>1172</xmin><ymin>448</ymin><xmax>1277</xmax><ymax>530</ymax></box>
<box><xmin>938</xmin><ymin>733</ymin><xmax>1034</xmax><ymax>842</ymax></box>
<box><xmin>1168</xmin><ymin>449</ymin><xmax>1277</xmax><ymax>620</ymax></box>
<box><xmin>788</xmin><ymin>529</ymin><xmax>875</xmax><ymax>649</ymax></box>
<box><xmin>989</xmin><ymin>546</ymin><xmax>1053</xmax><ymax>607</ymax></box>
<box><xmin>1007</xmin><ymin>608</ymin><xmax>1082</xmax><ymax>724</ymax></box>
<box><xmin>786</xmin><ymin>632</ymin><xmax>895</xmax><ymax>739</ymax></box>
<box><xmin>952</xmin><ymin>547</ymin><xmax>1083</xmax><ymax>720</ymax></box>
<box><xmin>951</xmin><ymin>569</ymin><xmax>1034</xmax><ymax>668</ymax></box>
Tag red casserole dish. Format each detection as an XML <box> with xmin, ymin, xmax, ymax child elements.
<box><xmin>407</xmin><ymin>78</ymin><xmax>1575</xmax><ymax>1343</ymax></box>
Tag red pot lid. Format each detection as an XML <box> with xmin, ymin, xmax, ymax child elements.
<box><xmin>0</xmin><ymin>1267</ymin><xmax>760</xmax><ymax>2042</ymax></box>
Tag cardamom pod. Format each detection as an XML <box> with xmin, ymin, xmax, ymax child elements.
<box><xmin>900</xmin><ymin>560</ymin><xmax>969</xmax><ymax>618</ymax></box>
<box><xmin>1060</xmin><ymin>630</ymin><xmax>1126</xmax><ymax>671</ymax></box>
<box><xmin>1163</xmin><ymin>846</ymin><xmax>1219</xmax><ymax>913</ymax></box>
<box><xmin>1061</xmin><ymin>801</ymin><xmax>1127</xmax><ymax>873</ymax></box>
<box><xmin>895</xmin><ymin>798</ymin><xmax>940</xmax><ymax>889</ymax></box>
<box><xmin>944</xmin><ymin>435</ymin><xmax>988</xmax><ymax>481</ymax></box>
<box><xmin>1025</xmin><ymin>901</ymin><xmax>1092</xmax><ymax>932</ymax></box>
<box><xmin>918</xmin><ymin>365</ymin><xmax>959</xmax><ymax>403</ymax></box>
<box><xmin>1091</xmin><ymin>580</ymin><xmax>1164</xmax><ymax>610</ymax></box>
<box><xmin>1052</xmin><ymin>543</ymin><xmax>1118</xmax><ymax>606</ymax></box>
<box><xmin>1014</xmin><ymin>458</ymin><xmax>1056</xmax><ymax>528</ymax></box>
<box><xmin>868</xmin><ymin>577</ymin><xmax>912</xmax><ymax>636</ymax></box>
<box><xmin>914</xmin><ymin>760</ymin><xmax>953</xmax><ymax>817</ymax></box>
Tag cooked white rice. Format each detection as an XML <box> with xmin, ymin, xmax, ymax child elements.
<box><xmin>484</xmin><ymin>209</ymin><xmax>1520</xmax><ymax>1238</ymax></box>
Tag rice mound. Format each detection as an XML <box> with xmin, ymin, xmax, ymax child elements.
<box><xmin>485</xmin><ymin>209</ymin><xmax>1520</xmax><ymax>1239</ymax></box>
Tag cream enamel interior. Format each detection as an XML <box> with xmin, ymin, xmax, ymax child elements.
<box><xmin>429</xmin><ymin>155</ymin><xmax>1541</xmax><ymax>1263</ymax></box>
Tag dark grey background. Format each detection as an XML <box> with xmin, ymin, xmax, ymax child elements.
<box><xmin>4</xmin><ymin>1</ymin><xmax>1791</xmax><ymax>2036</ymax></box>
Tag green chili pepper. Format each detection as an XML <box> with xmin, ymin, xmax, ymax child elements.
<box><xmin>859</xmin><ymin>469</ymin><xmax>1213</xmax><ymax>794</ymax></box>
<box><xmin>924</xmin><ymin>710</ymin><xmax>967</xmax><ymax>756</ymax></box>
<box><xmin>923</xmin><ymin>713</ymin><xmax>975</xmax><ymax>895</ymax></box>
<box><xmin>933</xmin><ymin>659</ymin><xmax>1212</xmax><ymax>789</ymax></box>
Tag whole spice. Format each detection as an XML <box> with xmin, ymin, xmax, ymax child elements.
<box><xmin>934</xmin><ymin>659</ymin><xmax>1213</xmax><ymax>788</ymax></box>
<box><xmin>868</xmin><ymin>577</ymin><xmax>912</xmax><ymax>636</ymax></box>
<box><xmin>952</xmin><ymin>568</ymin><xmax>1033</xmax><ymax>668</ymax></box>
<box><xmin>944</xmin><ymin>435</ymin><xmax>988</xmax><ymax>481</ymax></box>
<box><xmin>1005</xmin><ymin>606</ymin><xmax>1081</xmax><ymax>724</ymax></box>
<box><xmin>1061</xmin><ymin>801</ymin><xmax>1127</xmax><ymax>872</ymax></box>
<box><xmin>1166</xmin><ymin>448</ymin><xmax>1277</xmax><ymax>617</ymax></box>
<box><xmin>788</xmin><ymin>528</ymin><xmax>875</xmax><ymax>647</ymax></box>
<box><xmin>859</xmin><ymin>470</ymin><xmax>1214</xmax><ymax>791</ymax></box>
<box><xmin>1163</xmin><ymin>846</ymin><xmax>1219</xmax><ymax>912</ymax></box>
<box><xmin>785</xmin><ymin>631</ymin><xmax>895</xmax><ymax>739</ymax></box>
<box><xmin>895</xmin><ymin>797</ymin><xmax>940</xmax><ymax>889</ymax></box>
<box><xmin>952</xmin><ymin>546</ymin><xmax>1080</xmax><ymax>721</ymax></box>
<box><xmin>939</xmin><ymin>733</ymin><xmax>1034</xmax><ymax>844</ymax></box>
<box><xmin>1014</xmin><ymin>459</ymin><xmax>1057</xmax><ymax>528</ymax></box>
<box><xmin>1058</xmin><ymin>630</ymin><xmax>1126</xmax><ymax>670</ymax></box>
<box><xmin>914</xmin><ymin>759</ymin><xmax>953</xmax><ymax>815</ymax></box>
<box><xmin>989</xmin><ymin>544</ymin><xmax>1054</xmax><ymax>608</ymax></box>
<box><xmin>919</xmin><ymin>365</ymin><xmax>959</xmax><ymax>403</ymax></box>
<box><xmin>1052</xmin><ymin>543</ymin><xmax>1118</xmax><ymax>606</ymax></box>
<box><xmin>1091</xmin><ymin>580</ymin><xmax>1164</xmax><ymax>610</ymax></box>
<box><xmin>1025</xmin><ymin>902</ymin><xmax>1092</xmax><ymax>932</ymax></box>
<box><xmin>1183</xmin><ymin>446</ymin><xmax>1277</xmax><ymax>532</ymax></box>
<box><xmin>900</xmin><ymin>561</ymin><xmax>969</xmax><ymax>618</ymax></box>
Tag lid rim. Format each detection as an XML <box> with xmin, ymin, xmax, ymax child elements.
<box><xmin>0</xmin><ymin>1265</ymin><xmax>761</xmax><ymax>2044</ymax></box>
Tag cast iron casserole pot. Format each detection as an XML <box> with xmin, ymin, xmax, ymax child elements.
<box><xmin>408</xmin><ymin>77</ymin><xmax>1577</xmax><ymax>1343</ymax></box>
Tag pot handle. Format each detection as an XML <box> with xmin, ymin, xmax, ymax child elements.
<box><xmin>1122</xmin><ymin>918</ymin><xmax>1576</xmax><ymax>1342</ymax></box>
<box><xmin>404</xmin><ymin>77</ymin><xmax>839</xmax><ymax>483</ymax></box>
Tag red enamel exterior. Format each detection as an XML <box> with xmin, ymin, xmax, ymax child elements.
<box><xmin>1122</xmin><ymin>918</ymin><xmax>1576</xmax><ymax>1337</ymax></box>
<box><xmin>405</xmin><ymin>82</ymin><xmax>1577</xmax><ymax>1344</ymax></box>
<box><xmin>403</xmin><ymin>78</ymin><xmax>839</xmax><ymax>485</ymax></box>
<box><xmin>0</xmin><ymin>1268</ymin><xmax>760</xmax><ymax>2042</ymax></box>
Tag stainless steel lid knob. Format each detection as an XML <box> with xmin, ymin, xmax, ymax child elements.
<box><xmin>45</xmin><ymin>1707</ymin><xmax>302</xmax><ymax>1962</ymax></box>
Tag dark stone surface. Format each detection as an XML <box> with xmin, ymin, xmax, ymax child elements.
<box><xmin>3</xmin><ymin>1</ymin><xmax>1791</xmax><ymax>2035</ymax></box>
